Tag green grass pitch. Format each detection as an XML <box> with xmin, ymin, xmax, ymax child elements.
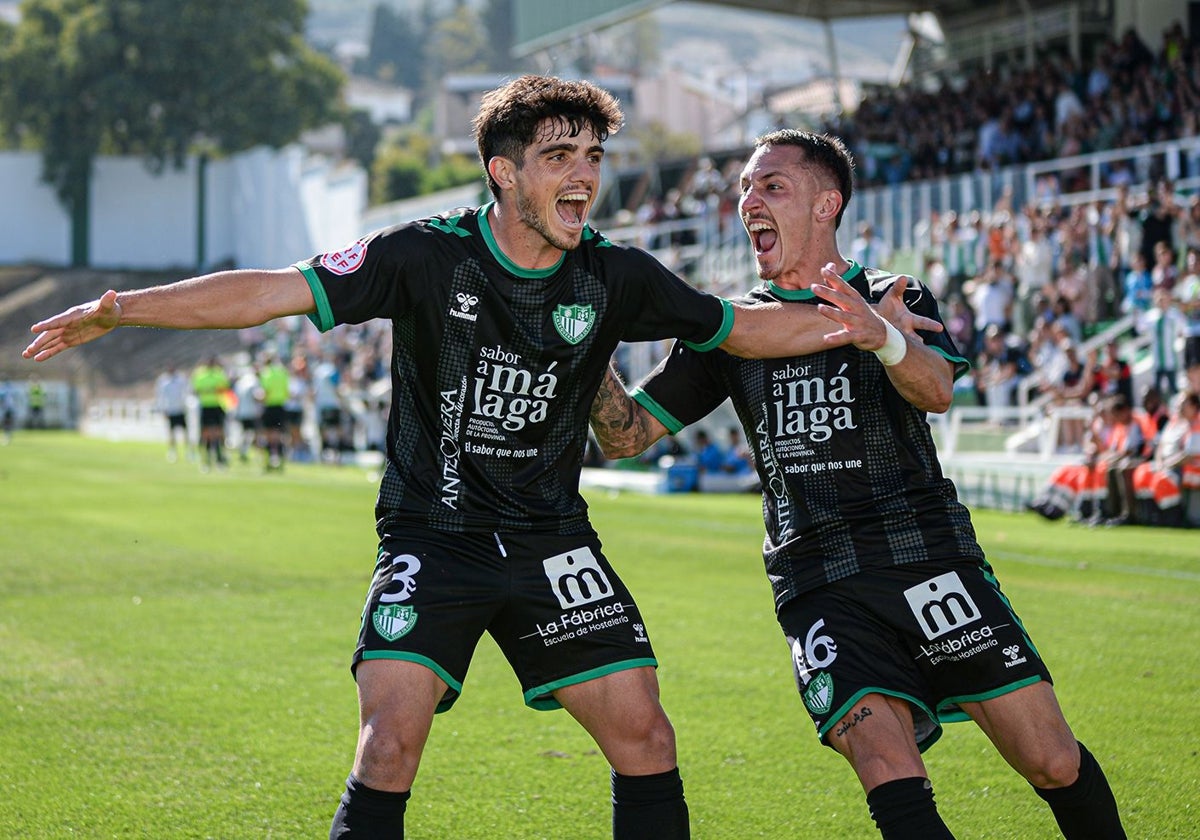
<box><xmin>1</xmin><ymin>432</ymin><xmax>1197</xmax><ymax>838</ymax></box>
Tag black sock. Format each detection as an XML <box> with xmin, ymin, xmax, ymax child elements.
<box><xmin>866</xmin><ymin>776</ymin><xmax>955</xmax><ymax>840</ymax></box>
<box><xmin>329</xmin><ymin>774</ymin><xmax>410</xmax><ymax>840</ymax></box>
<box><xmin>611</xmin><ymin>767</ymin><xmax>689</xmax><ymax>840</ymax></box>
<box><xmin>1033</xmin><ymin>742</ymin><xmax>1126</xmax><ymax>839</ymax></box>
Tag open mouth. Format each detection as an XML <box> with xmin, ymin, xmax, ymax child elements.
<box><xmin>557</xmin><ymin>191</ymin><xmax>589</xmax><ymax>226</ymax></box>
<box><xmin>746</xmin><ymin>218</ymin><xmax>777</xmax><ymax>254</ymax></box>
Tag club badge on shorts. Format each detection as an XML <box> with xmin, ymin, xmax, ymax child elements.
<box><xmin>803</xmin><ymin>671</ymin><xmax>834</xmax><ymax>715</ymax></box>
<box><xmin>373</xmin><ymin>604</ymin><xmax>418</xmax><ymax>641</ymax></box>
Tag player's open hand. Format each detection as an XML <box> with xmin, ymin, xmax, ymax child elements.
<box><xmin>23</xmin><ymin>289</ymin><xmax>123</xmax><ymax>362</ymax></box>
<box><xmin>810</xmin><ymin>265</ymin><xmax>886</xmax><ymax>351</ymax></box>
<box><xmin>812</xmin><ymin>267</ymin><xmax>941</xmax><ymax>350</ymax></box>
<box><xmin>874</xmin><ymin>275</ymin><xmax>943</xmax><ymax>336</ymax></box>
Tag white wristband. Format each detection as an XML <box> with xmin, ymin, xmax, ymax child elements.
<box><xmin>873</xmin><ymin>318</ymin><xmax>907</xmax><ymax>366</ymax></box>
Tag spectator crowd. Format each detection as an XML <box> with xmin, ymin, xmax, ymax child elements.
<box><xmin>826</xmin><ymin>23</ymin><xmax>1200</xmax><ymax>187</ymax></box>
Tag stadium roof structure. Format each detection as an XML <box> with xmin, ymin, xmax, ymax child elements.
<box><xmin>512</xmin><ymin>0</ymin><xmax>1071</xmax><ymax>56</ymax></box>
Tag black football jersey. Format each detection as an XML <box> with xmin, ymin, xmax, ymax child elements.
<box><xmin>632</xmin><ymin>263</ymin><xmax>984</xmax><ymax>608</ymax></box>
<box><xmin>296</xmin><ymin>204</ymin><xmax>730</xmax><ymax>535</ymax></box>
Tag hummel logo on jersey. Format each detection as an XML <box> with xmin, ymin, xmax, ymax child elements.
<box><xmin>552</xmin><ymin>303</ymin><xmax>595</xmax><ymax>345</ymax></box>
<box><xmin>450</xmin><ymin>292</ymin><xmax>480</xmax><ymax>322</ymax></box>
<box><xmin>903</xmin><ymin>571</ymin><xmax>982</xmax><ymax>640</ymax></box>
<box><xmin>543</xmin><ymin>546</ymin><xmax>612</xmax><ymax>609</ymax></box>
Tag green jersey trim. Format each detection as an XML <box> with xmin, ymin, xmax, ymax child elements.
<box><xmin>523</xmin><ymin>658</ymin><xmax>658</xmax><ymax>711</ymax></box>
<box><xmin>631</xmin><ymin>387</ymin><xmax>686</xmax><ymax>435</ymax></box>
<box><xmin>682</xmin><ymin>297</ymin><xmax>734</xmax><ymax>352</ymax></box>
<box><xmin>932</xmin><ymin>345</ymin><xmax>972</xmax><ymax>381</ymax></box>
<box><xmin>767</xmin><ymin>283</ymin><xmax>818</xmax><ymax>300</ymax></box>
<box><xmin>477</xmin><ymin>201</ymin><xmax>566</xmax><ymax>278</ymax></box>
<box><xmin>296</xmin><ymin>263</ymin><xmax>336</xmax><ymax>332</ymax></box>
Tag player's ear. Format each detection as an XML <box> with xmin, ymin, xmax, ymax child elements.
<box><xmin>488</xmin><ymin>157</ymin><xmax>517</xmax><ymax>192</ymax></box>
<box><xmin>816</xmin><ymin>189</ymin><xmax>842</xmax><ymax>223</ymax></box>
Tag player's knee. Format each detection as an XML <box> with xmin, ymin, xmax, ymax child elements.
<box><xmin>1020</xmin><ymin>740</ymin><xmax>1081</xmax><ymax>789</ymax></box>
<box><xmin>356</xmin><ymin>726</ymin><xmax>423</xmax><ymax>788</ymax></box>
<box><xmin>621</xmin><ymin>704</ymin><xmax>677</xmax><ymax>765</ymax></box>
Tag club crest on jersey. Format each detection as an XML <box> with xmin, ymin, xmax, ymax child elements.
<box><xmin>552</xmin><ymin>303</ymin><xmax>595</xmax><ymax>345</ymax></box>
<box><xmin>372</xmin><ymin>604</ymin><xmax>418</xmax><ymax>641</ymax></box>
<box><xmin>320</xmin><ymin>238</ymin><xmax>368</xmax><ymax>276</ymax></box>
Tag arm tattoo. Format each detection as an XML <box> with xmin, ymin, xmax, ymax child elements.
<box><xmin>589</xmin><ymin>364</ymin><xmax>656</xmax><ymax>456</ymax></box>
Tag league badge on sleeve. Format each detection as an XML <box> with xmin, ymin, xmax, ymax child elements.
<box><xmin>320</xmin><ymin>238</ymin><xmax>369</xmax><ymax>276</ymax></box>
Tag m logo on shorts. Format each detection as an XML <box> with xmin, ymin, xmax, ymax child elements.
<box><xmin>543</xmin><ymin>546</ymin><xmax>612</xmax><ymax>609</ymax></box>
<box><xmin>903</xmin><ymin>571</ymin><xmax>982</xmax><ymax>640</ymax></box>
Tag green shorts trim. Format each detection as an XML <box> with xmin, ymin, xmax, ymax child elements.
<box><xmin>817</xmin><ymin>687</ymin><xmax>945</xmax><ymax>754</ymax></box>
<box><xmin>937</xmin><ymin>675</ymin><xmax>1047</xmax><ymax>724</ymax></box>
<box><xmin>523</xmin><ymin>657</ymin><xmax>658</xmax><ymax>711</ymax></box>
<box><xmin>359</xmin><ymin>651</ymin><xmax>464</xmax><ymax>714</ymax></box>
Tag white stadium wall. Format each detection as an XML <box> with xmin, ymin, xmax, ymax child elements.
<box><xmin>0</xmin><ymin>147</ymin><xmax>368</xmax><ymax>271</ymax></box>
<box><xmin>0</xmin><ymin>151</ymin><xmax>73</xmax><ymax>265</ymax></box>
<box><xmin>90</xmin><ymin>154</ymin><xmax>202</xmax><ymax>268</ymax></box>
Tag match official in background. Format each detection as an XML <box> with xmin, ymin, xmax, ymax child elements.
<box><xmin>154</xmin><ymin>364</ymin><xmax>190</xmax><ymax>462</ymax></box>
<box><xmin>257</xmin><ymin>352</ymin><xmax>290</xmax><ymax>470</ymax></box>
<box><xmin>191</xmin><ymin>356</ymin><xmax>229</xmax><ymax>470</ymax></box>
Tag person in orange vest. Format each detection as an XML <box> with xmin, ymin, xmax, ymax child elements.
<box><xmin>1028</xmin><ymin>394</ymin><xmax>1140</xmax><ymax>523</ymax></box>
<box><xmin>1129</xmin><ymin>387</ymin><xmax>1169</xmax><ymax>521</ymax></box>
<box><xmin>1098</xmin><ymin>393</ymin><xmax>1147</xmax><ymax>525</ymax></box>
<box><xmin>1132</xmin><ymin>391</ymin><xmax>1200</xmax><ymax>526</ymax></box>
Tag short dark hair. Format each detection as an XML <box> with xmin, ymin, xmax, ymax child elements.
<box><xmin>473</xmin><ymin>75</ymin><xmax>624</xmax><ymax>198</ymax></box>
<box><xmin>753</xmin><ymin>129</ymin><xmax>855</xmax><ymax>227</ymax></box>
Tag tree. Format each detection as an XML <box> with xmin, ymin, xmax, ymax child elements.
<box><xmin>361</xmin><ymin>3</ymin><xmax>422</xmax><ymax>89</ymax></box>
<box><xmin>479</xmin><ymin>0</ymin><xmax>516</xmax><ymax>73</ymax></box>
<box><xmin>421</xmin><ymin>1</ymin><xmax>488</xmax><ymax>101</ymax></box>
<box><xmin>370</xmin><ymin>128</ymin><xmax>482</xmax><ymax>204</ymax></box>
<box><xmin>0</xmin><ymin>0</ymin><xmax>344</xmax><ymax>265</ymax></box>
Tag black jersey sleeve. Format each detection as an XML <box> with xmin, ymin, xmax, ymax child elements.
<box><xmin>603</xmin><ymin>244</ymin><xmax>733</xmax><ymax>348</ymax></box>
<box><xmin>631</xmin><ymin>341</ymin><xmax>730</xmax><ymax>434</ymax></box>
<box><xmin>293</xmin><ymin>224</ymin><xmax>423</xmax><ymax>331</ymax></box>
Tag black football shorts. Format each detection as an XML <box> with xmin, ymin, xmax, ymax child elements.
<box><xmin>353</xmin><ymin>528</ymin><xmax>657</xmax><ymax>712</ymax></box>
<box><xmin>777</xmin><ymin>558</ymin><xmax>1053</xmax><ymax>752</ymax></box>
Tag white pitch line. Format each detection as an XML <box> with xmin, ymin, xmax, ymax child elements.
<box><xmin>988</xmin><ymin>550</ymin><xmax>1200</xmax><ymax>583</ymax></box>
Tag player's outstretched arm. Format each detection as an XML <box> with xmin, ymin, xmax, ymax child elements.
<box><xmin>589</xmin><ymin>363</ymin><xmax>669</xmax><ymax>460</ymax></box>
<box><xmin>24</xmin><ymin>268</ymin><xmax>315</xmax><ymax>362</ymax></box>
